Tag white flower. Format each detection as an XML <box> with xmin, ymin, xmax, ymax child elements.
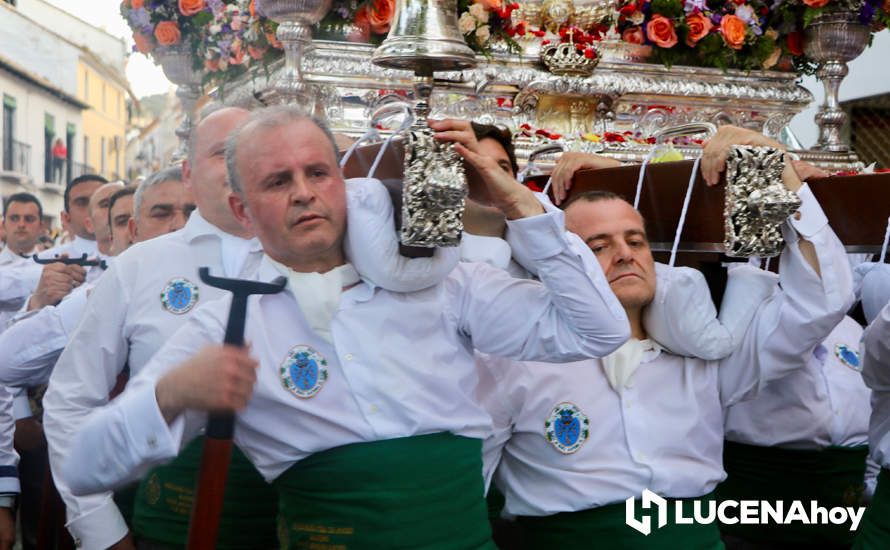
<box><xmin>629</xmin><ymin>10</ymin><xmax>645</xmax><ymax>25</ymax></box>
<box><xmin>469</xmin><ymin>3</ymin><xmax>489</xmax><ymax>23</ymax></box>
<box><xmin>210</xmin><ymin>24</ymin><xmax>223</xmax><ymax>34</ymax></box>
<box><xmin>219</xmin><ymin>59</ymin><xmax>229</xmax><ymax>70</ymax></box>
<box><xmin>459</xmin><ymin>11</ymin><xmax>477</xmax><ymax>34</ymax></box>
<box><xmin>475</xmin><ymin>24</ymin><xmax>490</xmax><ymax>43</ymax></box>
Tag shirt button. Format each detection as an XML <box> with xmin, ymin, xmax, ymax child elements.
<box><xmin>345</xmin><ymin>353</ymin><xmax>354</xmax><ymax>361</ymax></box>
<box><xmin>147</xmin><ymin>435</ymin><xmax>157</xmax><ymax>449</ymax></box>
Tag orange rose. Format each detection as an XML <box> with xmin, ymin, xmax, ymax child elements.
<box><xmin>645</xmin><ymin>15</ymin><xmax>678</xmax><ymax>48</ymax></box>
<box><xmin>685</xmin><ymin>12</ymin><xmax>712</xmax><ymax>47</ymax></box>
<box><xmin>154</xmin><ymin>21</ymin><xmax>182</xmax><ymax>46</ymax></box>
<box><xmin>266</xmin><ymin>31</ymin><xmax>282</xmax><ymax>49</ymax></box>
<box><xmin>178</xmin><ymin>0</ymin><xmax>205</xmax><ymax>16</ymax></box>
<box><xmin>366</xmin><ymin>0</ymin><xmax>396</xmax><ymax>35</ymax></box>
<box><xmin>131</xmin><ymin>0</ymin><xmax>144</xmax><ymax>8</ymax></box>
<box><xmin>248</xmin><ymin>45</ymin><xmax>267</xmax><ymax>60</ymax></box>
<box><xmin>133</xmin><ymin>31</ymin><xmax>154</xmax><ymax>54</ymax></box>
<box><xmin>476</xmin><ymin>0</ymin><xmax>503</xmax><ymax>11</ymax></box>
<box><xmin>622</xmin><ymin>27</ymin><xmax>644</xmax><ymax>45</ymax></box>
<box><xmin>720</xmin><ymin>14</ymin><xmax>747</xmax><ymax>50</ymax></box>
<box><xmin>803</xmin><ymin>0</ymin><xmax>829</xmax><ymax>6</ymax></box>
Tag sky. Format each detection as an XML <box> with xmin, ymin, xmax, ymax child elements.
<box><xmin>45</xmin><ymin>0</ymin><xmax>172</xmax><ymax>98</ymax></box>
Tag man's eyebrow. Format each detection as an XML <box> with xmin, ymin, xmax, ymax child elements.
<box><xmin>149</xmin><ymin>203</ymin><xmax>174</xmax><ymax>213</ymax></box>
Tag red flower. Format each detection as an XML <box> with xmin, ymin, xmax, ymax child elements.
<box><xmin>786</xmin><ymin>31</ymin><xmax>803</xmax><ymax>56</ymax></box>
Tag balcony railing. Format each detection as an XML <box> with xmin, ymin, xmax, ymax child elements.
<box><xmin>2</xmin><ymin>140</ymin><xmax>31</xmax><ymax>176</ymax></box>
<box><xmin>70</xmin><ymin>161</ymin><xmax>97</xmax><ymax>180</ymax></box>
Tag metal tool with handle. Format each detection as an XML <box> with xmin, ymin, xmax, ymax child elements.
<box><xmin>186</xmin><ymin>267</ymin><xmax>286</xmax><ymax>550</ymax></box>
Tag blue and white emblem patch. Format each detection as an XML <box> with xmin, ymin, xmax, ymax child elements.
<box><xmin>280</xmin><ymin>345</ymin><xmax>328</xmax><ymax>399</ymax></box>
<box><xmin>835</xmin><ymin>343</ymin><xmax>862</xmax><ymax>372</ymax></box>
<box><xmin>160</xmin><ymin>278</ymin><xmax>199</xmax><ymax>315</ymax></box>
<box><xmin>545</xmin><ymin>402</ymin><xmax>589</xmax><ymax>454</ymax></box>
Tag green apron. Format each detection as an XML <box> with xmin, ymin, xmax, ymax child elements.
<box><xmin>518</xmin><ymin>493</ymin><xmax>724</xmax><ymax>549</ymax></box>
<box><xmin>716</xmin><ymin>441</ymin><xmax>868</xmax><ymax>545</ymax></box>
<box><xmin>133</xmin><ymin>437</ymin><xmax>278</xmax><ymax>548</ymax></box>
<box><xmin>273</xmin><ymin>432</ymin><xmax>496</xmax><ymax>550</ymax></box>
<box><xmin>854</xmin><ymin>468</ymin><xmax>890</xmax><ymax>549</ymax></box>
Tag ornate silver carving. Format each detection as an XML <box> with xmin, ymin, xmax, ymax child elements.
<box><xmin>259</xmin><ymin>0</ymin><xmax>332</xmax><ymax>110</ymax></box>
<box><xmin>803</xmin><ymin>8</ymin><xmax>871</xmax><ymax>152</ymax></box>
<box><xmin>724</xmin><ymin>146</ymin><xmax>801</xmax><ymax>258</ymax></box>
<box><xmin>154</xmin><ymin>45</ymin><xmax>204</xmax><ymax>164</ymax></box>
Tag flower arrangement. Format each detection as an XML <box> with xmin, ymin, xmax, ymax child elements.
<box><xmin>122</xmin><ymin>0</ymin><xmax>212</xmax><ymax>57</ymax></box>
<box><xmin>771</xmin><ymin>0</ymin><xmax>889</xmax><ymax>72</ymax></box>
<box><xmin>614</xmin><ymin>0</ymin><xmax>785</xmax><ymax>71</ymax></box>
<box><xmin>457</xmin><ymin>0</ymin><xmax>524</xmax><ymax>54</ymax></box>
<box><xmin>614</xmin><ymin>0</ymin><xmax>889</xmax><ymax>72</ymax></box>
<box><xmin>317</xmin><ymin>0</ymin><xmax>397</xmax><ymax>44</ymax></box>
<box><xmin>121</xmin><ymin>0</ymin><xmax>283</xmax><ymax>89</ymax></box>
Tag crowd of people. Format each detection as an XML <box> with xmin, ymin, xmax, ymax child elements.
<box><xmin>0</xmin><ymin>103</ymin><xmax>888</xmax><ymax>550</ymax></box>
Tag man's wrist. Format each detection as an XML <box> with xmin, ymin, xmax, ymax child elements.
<box><xmin>498</xmin><ymin>190</ymin><xmax>546</xmax><ymax>220</ymax></box>
<box><xmin>155</xmin><ymin>375</ymin><xmax>183</xmax><ymax>424</ymax></box>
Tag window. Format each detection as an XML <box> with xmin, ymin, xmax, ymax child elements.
<box><xmin>100</xmin><ymin>136</ymin><xmax>106</xmax><ymax>175</ymax></box>
<box><xmin>44</xmin><ymin>113</ymin><xmax>55</xmax><ymax>184</ymax></box>
<box><xmin>2</xmin><ymin>95</ymin><xmax>14</xmax><ymax>171</ymax></box>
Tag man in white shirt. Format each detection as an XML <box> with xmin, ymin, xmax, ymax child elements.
<box><xmin>39</xmin><ymin>175</ymin><xmax>106</xmax><ymax>262</ymax></box>
<box><xmin>477</xmin><ymin>128</ymin><xmax>854</xmax><ymax>549</ymax></box>
<box><xmin>857</xmin><ymin>292</ymin><xmax>890</xmax><ymax>548</ymax></box>
<box><xmin>0</xmin><ymin>193</ymin><xmax>46</xmax><ymax>324</ymax></box>
<box><xmin>60</xmin><ymin>106</ymin><xmax>630</xmax><ymax>550</ymax></box>
<box><xmin>42</xmin><ymin>107</ymin><xmax>277</xmax><ymax>550</ymax></box>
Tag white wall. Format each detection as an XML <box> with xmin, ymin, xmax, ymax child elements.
<box><xmin>15</xmin><ymin>0</ymin><xmax>128</xmax><ymax>73</ymax></box>
<box><xmin>789</xmin><ymin>29</ymin><xmax>890</xmax><ymax>148</ymax></box>
<box><xmin>0</xmin><ymin>70</ymin><xmax>83</xmax><ymax>223</ymax></box>
<box><xmin>0</xmin><ymin>2</ymin><xmax>82</xmax><ymax>97</ymax></box>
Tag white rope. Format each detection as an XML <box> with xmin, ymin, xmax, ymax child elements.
<box><xmin>669</xmin><ymin>157</ymin><xmax>701</xmax><ymax>267</ymax></box>
<box><xmin>541</xmin><ymin>176</ymin><xmax>553</xmax><ymax>197</ymax></box>
<box><xmin>880</xmin><ymin>216</ymin><xmax>890</xmax><ymax>264</ymax></box>
<box><xmin>633</xmin><ymin>147</ymin><xmax>660</xmax><ymax>210</ymax></box>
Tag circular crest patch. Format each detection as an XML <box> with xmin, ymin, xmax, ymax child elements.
<box><xmin>280</xmin><ymin>345</ymin><xmax>328</xmax><ymax>399</ymax></box>
<box><xmin>545</xmin><ymin>402</ymin><xmax>589</xmax><ymax>454</ymax></box>
<box><xmin>160</xmin><ymin>278</ymin><xmax>199</xmax><ymax>315</ymax></box>
<box><xmin>835</xmin><ymin>343</ymin><xmax>862</xmax><ymax>372</ymax></box>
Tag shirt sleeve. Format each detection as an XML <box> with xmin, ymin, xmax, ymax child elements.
<box><xmin>719</xmin><ymin>185</ymin><xmax>855</xmax><ymax>407</ymax></box>
<box><xmin>41</xmin><ymin>264</ymin><xmax>131</xmax><ymax>550</ymax></box>
<box><xmin>61</xmin><ymin>297</ymin><xmax>227</xmax><ymax>497</ymax></box>
<box><xmin>474</xmin><ymin>354</ymin><xmax>516</xmax><ymax>492</ymax></box>
<box><xmin>0</xmin><ymin>285</ymin><xmax>90</xmax><ymax>388</ymax></box>
<box><xmin>0</xmin><ymin>387</ymin><xmax>19</xmax><ymax>496</ymax></box>
<box><xmin>453</xmin><ymin>195</ymin><xmax>630</xmax><ymax>362</ymax></box>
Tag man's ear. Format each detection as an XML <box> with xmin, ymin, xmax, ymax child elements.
<box><xmin>228</xmin><ymin>192</ymin><xmax>253</xmax><ymax>232</ymax></box>
<box><xmin>128</xmin><ymin>217</ymin><xmax>138</xmax><ymax>243</ymax></box>
<box><xmin>181</xmin><ymin>159</ymin><xmax>193</xmax><ymax>192</ymax></box>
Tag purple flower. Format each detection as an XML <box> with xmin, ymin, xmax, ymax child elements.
<box><xmin>207</xmin><ymin>0</ymin><xmax>225</xmax><ymax>14</ymax></box>
<box><xmin>128</xmin><ymin>7</ymin><xmax>150</xmax><ymax>29</ymax></box>
<box><xmin>859</xmin><ymin>1</ymin><xmax>877</xmax><ymax>24</ymax></box>
<box><xmin>711</xmin><ymin>13</ymin><xmax>722</xmax><ymax>24</ymax></box>
<box><xmin>684</xmin><ymin>0</ymin><xmax>707</xmax><ymax>13</ymax></box>
<box><xmin>735</xmin><ymin>4</ymin><xmax>756</xmax><ymax>25</ymax></box>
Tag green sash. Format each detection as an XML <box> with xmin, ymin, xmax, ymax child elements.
<box><xmin>273</xmin><ymin>432</ymin><xmax>496</xmax><ymax>550</ymax></box>
<box><xmin>518</xmin><ymin>493</ymin><xmax>724</xmax><ymax>549</ymax></box>
<box><xmin>133</xmin><ymin>437</ymin><xmax>278</xmax><ymax>548</ymax></box>
<box><xmin>854</xmin><ymin>468</ymin><xmax>890</xmax><ymax>549</ymax></box>
<box><xmin>716</xmin><ymin>441</ymin><xmax>868</xmax><ymax>545</ymax></box>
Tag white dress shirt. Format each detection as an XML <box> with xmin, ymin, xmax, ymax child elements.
<box><xmin>60</xmin><ymin>204</ymin><xmax>630</xmax><ymax>496</ymax></box>
<box><xmin>42</xmin><ymin>211</ymin><xmax>262</xmax><ymax>550</ymax></box>
<box><xmin>725</xmin><ymin>316</ymin><xmax>870</xmax><ymax>449</ymax></box>
<box><xmin>0</xmin><ymin>246</ymin><xmax>41</xmax><ymax>330</ymax></box>
<box><xmin>37</xmin><ymin>236</ymin><xmax>98</xmax><ymax>262</ymax></box>
<box><xmin>863</xmin><ymin>301</ymin><xmax>890</xmax><ymax>469</ymax></box>
<box><xmin>0</xmin><ymin>386</ymin><xmax>19</xmax><ymax>496</ymax></box>
<box><xmin>478</xmin><ymin>185</ymin><xmax>855</xmax><ymax>517</ymax></box>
